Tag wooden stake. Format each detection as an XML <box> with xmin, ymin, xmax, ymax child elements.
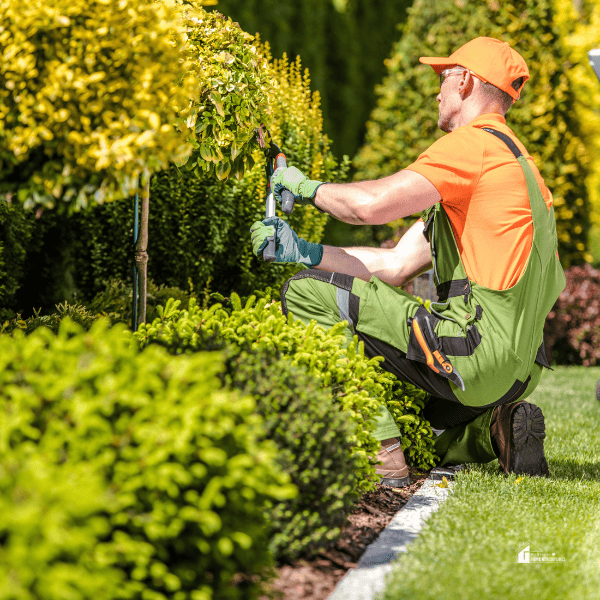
<box><xmin>135</xmin><ymin>177</ymin><xmax>150</xmax><ymax>327</ymax></box>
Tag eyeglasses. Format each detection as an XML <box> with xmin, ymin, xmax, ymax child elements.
<box><xmin>439</xmin><ymin>67</ymin><xmax>484</xmax><ymax>89</ymax></box>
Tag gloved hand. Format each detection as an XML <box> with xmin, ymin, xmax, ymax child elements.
<box><xmin>250</xmin><ymin>216</ymin><xmax>323</xmax><ymax>266</ymax></box>
<box><xmin>270</xmin><ymin>166</ymin><xmax>326</xmax><ymax>208</ymax></box>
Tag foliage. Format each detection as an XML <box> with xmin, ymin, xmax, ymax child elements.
<box><xmin>354</xmin><ymin>0</ymin><xmax>592</xmax><ymax>267</ymax></box>
<box><xmin>1</xmin><ymin>300</ymin><xmax>99</xmax><ymax>334</ymax></box>
<box><xmin>86</xmin><ymin>278</ymin><xmax>195</xmax><ymax>326</ymax></box>
<box><xmin>134</xmin><ymin>294</ymin><xmax>438</xmax><ymax>472</ymax></box>
<box><xmin>181</xmin><ymin>6</ymin><xmax>272</xmax><ymax>182</ymax></box>
<box><xmin>553</xmin><ymin>0</ymin><xmax>600</xmax><ymax>264</ymax></box>
<box><xmin>0</xmin><ymin>199</ymin><xmax>37</xmax><ymax>320</ymax></box>
<box><xmin>544</xmin><ymin>263</ymin><xmax>600</xmax><ymax>366</ymax></box>
<box><xmin>0</xmin><ymin>456</ymin><xmax>125</xmax><ymax>600</ymax></box>
<box><xmin>224</xmin><ymin>349</ymin><xmax>362</xmax><ymax>563</ymax></box>
<box><xmin>0</xmin><ymin>0</ymin><xmax>199</xmax><ymax>212</ymax></box>
<box><xmin>1</xmin><ymin>318</ymin><xmax>295</xmax><ymax>599</ymax></box>
<box><xmin>209</xmin><ymin>0</ymin><xmax>413</xmax><ymax>160</ymax></box>
<box><xmin>16</xmin><ymin>51</ymin><xmax>350</xmax><ymax>309</ymax></box>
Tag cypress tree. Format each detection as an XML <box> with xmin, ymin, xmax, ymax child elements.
<box><xmin>208</xmin><ymin>0</ymin><xmax>413</xmax><ymax>159</ymax></box>
<box><xmin>354</xmin><ymin>0</ymin><xmax>591</xmax><ymax>267</ymax></box>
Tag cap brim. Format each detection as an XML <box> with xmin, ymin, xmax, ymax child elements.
<box><xmin>419</xmin><ymin>57</ymin><xmax>457</xmax><ymax>75</ymax></box>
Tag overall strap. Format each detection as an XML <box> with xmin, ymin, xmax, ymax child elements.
<box><xmin>481</xmin><ymin>127</ymin><xmax>557</xmax><ymax>265</ymax></box>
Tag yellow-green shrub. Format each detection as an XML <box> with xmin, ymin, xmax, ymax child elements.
<box><xmin>135</xmin><ymin>295</ymin><xmax>438</xmax><ymax>473</ymax></box>
<box><xmin>1</xmin><ymin>319</ymin><xmax>295</xmax><ymax>599</ymax></box>
<box><xmin>0</xmin><ymin>0</ymin><xmax>200</xmax><ymax>212</ymax></box>
<box><xmin>553</xmin><ymin>0</ymin><xmax>600</xmax><ymax>263</ymax></box>
<box><xmin>181</xmin><ymin>6</ymin><xmax>272</xmax><ymax>181</ymax></box>
<box><xmin>14</xmin><ymin>52</ymin><xmax>350</xmax><ymax>308</ymax></box>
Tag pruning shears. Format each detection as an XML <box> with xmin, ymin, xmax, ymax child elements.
<box><xmin>255</xmin><ymin>126</ymin><xmax>295</xmax><ymax>262</ymax></box>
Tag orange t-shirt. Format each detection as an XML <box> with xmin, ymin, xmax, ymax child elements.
<box><xmin>405</xmin><ymin>113</ymin><xmax>553</xmax><ymax>291</ymax></box>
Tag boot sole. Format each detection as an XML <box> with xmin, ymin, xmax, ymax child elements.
<box><xmin>511</xmin><ymin>403</ymin><xmax>550</xmax><ymax>477</ymax></box>
<box><xmin>380</xmin><ymin>474</ymin><xmax>411</xmax><ymax>488</ymax></box>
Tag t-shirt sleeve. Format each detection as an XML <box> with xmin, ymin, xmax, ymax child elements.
<box><xmin>404</xmin><ymin>130</ymin><xmax>483</xmax><ymax>207</ymax></box>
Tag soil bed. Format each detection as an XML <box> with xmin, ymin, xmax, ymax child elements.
<box><xmin>261</xmin><ymin>466</ymin><xmax>430</xmax><ymax>600</ymax></box>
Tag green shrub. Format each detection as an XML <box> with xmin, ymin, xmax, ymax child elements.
<box><xmin>148</xmin><ymin>329</ymin><xmax>365</xmax><ymax>563</ymax></box>
<box><xmin>86</xmin><ymin>278</ymin><xmax>196</xmax><ymax>326</ymax></box>
<box><xmin>1</xmin><ymin>318</ymin><xmax>295</xmax><ymax>599</ymax></box>
<box><xmin>0</xmin><ymin>199</ymin><xmax>37</xmax><ymax>320</ymax></box>
<box><xmin>0</xmin><ymin>456</ymin><xmax>125</xmax><ymax>600</ymax></box>
<box><xmin>354</xmin><ymin>0</ymin><xmax>591</xmax><ymax>267</ymax></box>
<box><xmin>135</xmin><ymin>295</ymin><xmax>438</xmax><ymax>473</ymax></box>
<box><xmin>2</xmin><ymin>301</ymin><xmax>99</xmax><ymax>334</ymax></box>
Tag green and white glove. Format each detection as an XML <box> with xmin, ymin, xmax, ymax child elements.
<box><xmin>250</xmin><ymin>216</ymin><xmax>323</xmax><ymax>266</ymax></box>
<box><xmin>271</xmin><ymin>166</ymin><xmax>326</xmax><ymax>208</ymax></box>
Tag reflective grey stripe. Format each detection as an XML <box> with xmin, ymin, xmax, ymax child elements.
<box><xmin>336</xmin><ymin>287</ymin><xmax>354</xmax><ymax>327</ymax></box>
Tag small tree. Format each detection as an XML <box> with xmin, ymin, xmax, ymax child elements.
<box><xmin>0</xmin><ymin>0</ymin><xmax>202</xmax><ymax>212</ymax></box>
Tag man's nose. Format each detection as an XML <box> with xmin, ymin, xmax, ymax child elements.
<box><xmin>436</xmin><ymin>92</ymin><xmax>441</xmax><ymax>103</ymax></box>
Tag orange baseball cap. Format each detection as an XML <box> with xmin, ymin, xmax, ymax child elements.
<box><xmin>419</xmin><ymin>37</ymin><xmax>530</xmax><ymax>100</ymax></box>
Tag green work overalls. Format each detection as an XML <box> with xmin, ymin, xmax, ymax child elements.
<box><xmin>281</xmin><ymin>128</ymin><xmax>566</xmax><ymax>465</ymax></box>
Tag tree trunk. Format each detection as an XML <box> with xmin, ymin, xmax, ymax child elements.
<box><xmin>135</xmin><ymin>178</ymin><xmax>150</xmax><ymax>327</ymax></box>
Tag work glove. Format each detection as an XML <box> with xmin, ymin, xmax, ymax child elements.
<box><xmin>270</xmin><ymin>166</ymin><xmax>326</xmax><ymax>208</ymax></box>
<box><xmin>250</xmin><ymin>216</ymin><xmax>323</xmax><ymax>267</ymax></box>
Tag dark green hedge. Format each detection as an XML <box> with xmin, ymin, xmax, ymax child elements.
<box><xmin>208</xmin><ymin>0</ymin><xmax>413</xmax><ymax>160</ymax></box>
<box><xmin>354</xmin><ymin>0</ymin><xmax>591</xmax><ymax>267</ymax></box>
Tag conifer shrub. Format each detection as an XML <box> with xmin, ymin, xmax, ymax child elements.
<box><xmin>544</xmin><ymin>263</ymin><xmax>600</xmax><ymax>366</ymax></box>
<box><xmin>1</xmin><ymin>318</ymin><xmax>295</xmax><ymax>599</ymax></box>
<box><xmin>354</xmin><ymin>0</ymin><xmax>591</xmax><ymax>267</ymax></box>
<box><xmin>1</xmin><ymin>301</ymin><xmax>99</xmax><ymax>334</ymax></box>
<box><xmin>134</xmin><ymin>295</ymin><xmax>438</xmax><ymax>474</ymax></box>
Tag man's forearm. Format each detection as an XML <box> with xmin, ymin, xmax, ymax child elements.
<box><xmin>313</xmin><ymin>220</ymin><xmax>433</xmax><ymax>288</ymax></box>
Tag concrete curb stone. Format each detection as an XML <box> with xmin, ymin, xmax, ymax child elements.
<box><xmin>327</xmin><ymin>478</ymin><xmax>454</xmax><ymax>600</ymax></box>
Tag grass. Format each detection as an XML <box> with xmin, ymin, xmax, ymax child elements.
<box><xmin>383</xmin><ymin>366</ymin><xmax>600</xmax><ymax>600</ymax></box>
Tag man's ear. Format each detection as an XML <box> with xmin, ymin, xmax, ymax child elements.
<box><xmin>458</xmin><ymin>71</ymin><xmax>474</xmax><ymax>99</ymax></box>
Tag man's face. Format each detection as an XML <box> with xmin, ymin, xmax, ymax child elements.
<box><xmin>436</xmin><ymin>68</ymin><xmax>465</xmax><ymax>133</ymax></box>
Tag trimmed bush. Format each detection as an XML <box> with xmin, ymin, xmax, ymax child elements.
<box><xmin>148</xmin><ymin>328</ymin><xmax>365</xmax><ymax>564</ymax></box>
<box><xmin>544</xmin><ymin>263</ymin><xmax>600</xmax><ymax>366</ymax></box>
<box><xmin>0</xmin><ymin>456</ymin><xmax>125</xmax><ymax>600</ymax></box>
<box><xmin>134</xmin><ymin>295</ymin><xmax>438</xmax><ymax>473</ymax></box>
<box><xmin>1</xmin><ymin>318</ymin><xmax>295</xmax><ymax>599</ymax></box>
<box><xmin>354</xmin><ymin>0</ymin><xmax>592</xmax><ymax>267</ymax></box>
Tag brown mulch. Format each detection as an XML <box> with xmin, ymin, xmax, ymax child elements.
<box><xmin>260</xmin><ymin>466</ymin><xmax>430</xmax><ymax>600</ymax></box>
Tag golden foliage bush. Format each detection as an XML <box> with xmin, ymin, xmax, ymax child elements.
<box><xmin>0</xmin><ymin>0</ymin><xmax>198</xmax><ymax>211</ymax></box>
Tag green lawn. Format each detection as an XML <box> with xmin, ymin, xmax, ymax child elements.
<box><xmin>383</xmin><ymin>366</ymin><xmax>600</xmax><ymax>600</ymax></box>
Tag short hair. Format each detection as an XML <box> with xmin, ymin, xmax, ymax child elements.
<box><xmin>479</xmin><ymin>76</ymin><xmax>525</xmax><ymax>113</ymax></box>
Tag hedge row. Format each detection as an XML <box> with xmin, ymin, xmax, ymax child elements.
<box><xmin>134</xmin><ymin>293</ymin><xmax>437</xmax><ymax>471</ymax></box>
<box><xmin>1</xmin><ymin>319</ymin><xmax>294</xmax><ymax>599</ymax></box>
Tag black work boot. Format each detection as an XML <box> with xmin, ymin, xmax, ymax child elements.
<box><xmin>374</xmin><ymin>438</ymin><xmax>411</xmax><ymax>488</ymax></box>
<box><xmin>490</xmin><ymin>401</ymin><xmax>550</xmax><ymax>477</ymax></box>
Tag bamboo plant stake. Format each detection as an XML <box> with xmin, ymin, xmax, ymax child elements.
<box><xmin>134</xmin><ymin>177</ymin><xmax>150</xmax><ymax>328</ymax></box>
